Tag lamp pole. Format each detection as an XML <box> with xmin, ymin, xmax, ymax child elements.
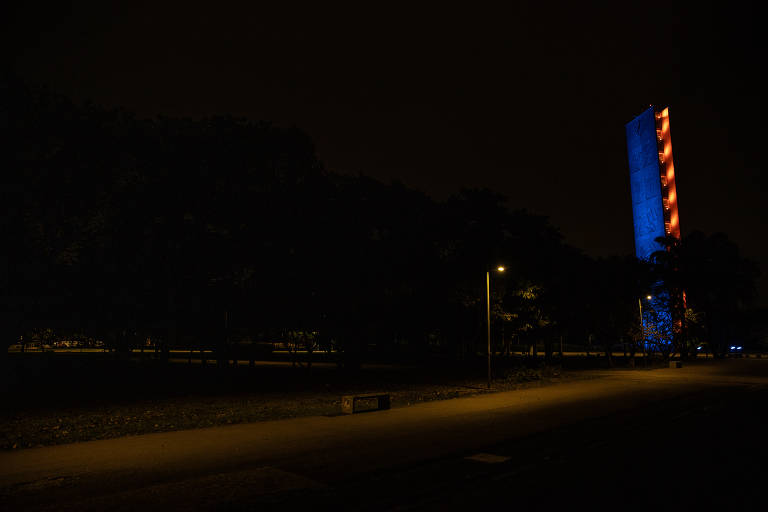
<box><xmin>638</xmin><ymin>295</ymin><xmax>651</xmax><ymax>361</ymax></box>
<box><xmin>486</xmin><ymin>266</ymin><xmax>505</xmax><ymax>389</ymax></box>
<box><xmin>486</xmin><ymin>270</ymin><xmax>491</xmax><ymax>389</ymax></box>
<box><xmin>637</xmin><ymin>297</ymin><xmax>643</xmax><ymax>358</ymax></box>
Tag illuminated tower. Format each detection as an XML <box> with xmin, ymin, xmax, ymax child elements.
<box><xmin>625</xmin><ymin>106</ymin><xmax>681</xmax><ymax>260</ymax></box>
<box><xmin>626</xmin><ymin>106</ymin><xmax>682</xmax><ymax>348</ymax></box>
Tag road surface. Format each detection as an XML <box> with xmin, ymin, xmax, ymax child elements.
<box><xmin>2</xmin><ymin>360</ymin><xmax>766</xmax><ymax>510</ymax></box>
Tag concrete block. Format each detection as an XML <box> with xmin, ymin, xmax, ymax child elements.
<box><xmin>341</xmin><ymin>393</ymin><xmax>390</xmax><ymax>414</ymax></box>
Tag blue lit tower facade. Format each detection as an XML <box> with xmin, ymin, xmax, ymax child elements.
<box><xmin>626</xmin><ymin>106</ymin><xmax>681</xmax><ymax>346</ymax></box>
<box><xmin>626</xmin><ymin>106</ymin><xmax>681</xmax><ymax>260</ymax></box>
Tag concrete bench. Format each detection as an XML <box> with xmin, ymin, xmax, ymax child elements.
<box><xmin>341</xmin><ymin>393</ymin><xmax>391</xmax><ymax>414</ymax></box>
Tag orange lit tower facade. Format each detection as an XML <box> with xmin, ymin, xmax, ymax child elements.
<box><xmin>656</xmin><ymin>107</ymin><xmax>680</xmax><ymax>240</ymax></box>
<box><xmin>626</xmin><ymin>105</ymin><xmax>681</xmax><ymax>261</ymax></box>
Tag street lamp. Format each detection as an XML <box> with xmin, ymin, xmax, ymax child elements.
<box><xmin>638</xmin><ymin>295</ymin><xmax>652</xmax><ymax>360</ymax></box>
<box><xmin>637</xmin><ymin>297</ymin><xmax>643</xmax><ymax>350</ymax></box>
<box><xmin>487</xmin><ymin>266</ymin><xmax>505</xmax><ymax>389</ymax></box>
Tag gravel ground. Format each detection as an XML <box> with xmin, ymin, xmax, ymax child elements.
<box><xmin>1</xmin><ymin>364</ymin><xmax>599</xmax><ymax>450</ymax></box>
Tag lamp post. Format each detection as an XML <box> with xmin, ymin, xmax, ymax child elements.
<box><xmin>637</xmin><ymin>297</ymin><xmax>643</xmax><ymax>345</ymax></box>
<box><xmin>638</xmin><ymin>295</ymin><xmax>651</xmax><ymax>360</ymax></box>
<box><xmin>487</xmin><ymin>266</ymin><xmax>505</xmax><ymax>389</ymax></box>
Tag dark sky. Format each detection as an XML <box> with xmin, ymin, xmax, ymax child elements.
<box><xmin>9</xmin><ymin>1</ymin><xmax>768</xmax><ymax>300</ymax></box>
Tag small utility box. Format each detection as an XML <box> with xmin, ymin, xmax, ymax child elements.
<box><xmin>341</xmin><ymin>393</ymin><xmax>391</xmax><ymax>414</ymax></box>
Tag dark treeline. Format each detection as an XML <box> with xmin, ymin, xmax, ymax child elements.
<box><xmin>1</xmin><ymin>82</ymin><xmax>762</xmax><ymax>366</ymax></box>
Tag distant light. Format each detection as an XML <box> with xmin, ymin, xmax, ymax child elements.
<box><xmin>697</xmin><ymin>346</ymin><xmax>702</xmax><ymax>350</ymax></box>
<box><xmin>737</xmin><ymin>346</ymin><xmax>742</xmax><ymax>350</ymax></box>
<box><xmin>731</xmin><ymin>346</ymin><xmax>736</xmax><ymax>350</ymax></box>
<box><xmin>497</xmin><ymin>266</ymin><xmax>505</xmax><ymax>272</ymax></box>
<box><xmin>646</xmin><ymin>295</ymin><xmax>652</xmax><ymax>300</ymax></box>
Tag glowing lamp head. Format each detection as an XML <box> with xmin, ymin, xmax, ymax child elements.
<box><xmin>497</xmin><ymin>266</ymin><xmax>505</xmax><ymax>272</ymax></box>
<box><xmin>646</xmin><ymin>295</ymin><xmax>652</xmax><ymax>300</ymax></box>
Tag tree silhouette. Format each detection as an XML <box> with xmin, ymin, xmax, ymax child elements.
<box><xmin>650</xmin><ymin>232</ymin><xmax>759</xmax><ymax>358</ymax></box>
<box><xmin>3</xmin><ymin>81</ymin><xmax>760</xmax><ymax>370</ymax></box>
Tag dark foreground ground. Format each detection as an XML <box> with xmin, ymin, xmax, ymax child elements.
<box><xmin>0</xmin><ymin>352</ymin><xmax>592</xmax><ymax>450</ymax></box>
<box><xmin>2</xmin><ymin>359</ymin><xmax>766</xmax><ymax>511</ymax></box>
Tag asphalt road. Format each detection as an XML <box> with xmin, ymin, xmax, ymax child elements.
<box><xmin>2</xmin><ymin>360</ymin><xmax>767</xmax><ymax>511</ymax></box>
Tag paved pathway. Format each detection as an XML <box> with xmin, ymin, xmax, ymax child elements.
<box><xmin>2</xmin><ymin>360</ymin><xmax>766</xmax><ymax>510</ymax></box>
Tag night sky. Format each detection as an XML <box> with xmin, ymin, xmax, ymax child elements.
<box><xmin>9</xmin><ymin>2</ymin><xmax>767</xmax><ymax>301</ymax></box>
